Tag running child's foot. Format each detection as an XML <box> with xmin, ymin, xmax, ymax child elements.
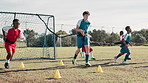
<box><xmin>122</xmin><ymin>61</ymin><xmax>129</xmax><ymax>65</ymax></box>
<box><xmin>114</xmin><ymin>56</ymin><xmax>118</xmax><ymax>63</ymax></box>
<box><xmin>4</xmin><ymin>62</ymin><xmax>9</xmax><ymax>69</ymax></box>
<box><xmin>91</xmin><ymin>57</ymin><xmax>96</xmax><ymax>60</ymax></box>
<box><xmin>85</xmin><ymin>62</ymin><xmax>92</xmax><ymax>67</ymax></box>
<box><xmin>72</xmin><ymin>59</ymin><xmax>76</xmax><ymax>65</ymax></box>
<box><xmin>127</xmin><ymin>56</ymin><xmax>132</xmax><ymax>60</ymax></box>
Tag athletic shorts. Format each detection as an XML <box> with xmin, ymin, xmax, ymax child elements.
<box><xmin>77</xmin><ymin>35</ymin><xmax>90</xmax><ymax>48</ymax></box>
<box><xmin>120</xmin><ymin>46</ymin><xmax>130</xmax><ymax>54</ymax></box>
<box><xmin>5</xmin><ymin>42</ymin><xmax>16</xmax><ymax>52</ymax></box>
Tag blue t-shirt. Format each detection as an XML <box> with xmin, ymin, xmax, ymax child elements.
<box><xmin>76</xmin><ymin>19</ymin><xmax>90</xmax><ymax>35</ymax></box>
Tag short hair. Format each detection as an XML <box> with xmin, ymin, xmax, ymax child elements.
<box><xmin>13</xmin><ymin>19</ymin><xmax>19</xmax><ymax>23</ymax></box>
<box><xmin>83</xmin><ymin>11</ymin><xmax>90</xmax><ymax>16</ymax></box>
<box><xmin>125</xmin><ymin>26</ymin><xmax>130</xmax><ymax>31</ymax></box>
<box><xmin>120</xmin><ymin>31</ymin><xmax>124</xmax><ymax>35</ymax></box>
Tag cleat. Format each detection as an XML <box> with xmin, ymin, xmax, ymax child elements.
<box><xmin>122</xmin><ymin>61</ymin><xmax>129</xmax><ymax>65</ymax></box>
<box><xmin>114</xmin><ymin>56</ymin><xmax>118</xmax><ymax>63</ymax></box>
<box><xmin>4</xmin><ymin>62</ymin><xmax>9</xmax><ymax>69</ymax></box>
<box><xmin>72</xmin><ymin>59</ymin><xmax>76</xmax><ymax>65</ymax></box>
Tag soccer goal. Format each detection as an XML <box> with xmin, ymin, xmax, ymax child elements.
<box><xmin>0</xmin><ymin>11</ymin><xmax>57</xmax><ymax>60</ymax></box>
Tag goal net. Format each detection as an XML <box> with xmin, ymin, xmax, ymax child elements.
<box><xmin>0</xmin><ymin>11</ymin><xmax>57</xmax><ymax>60</ymax></box>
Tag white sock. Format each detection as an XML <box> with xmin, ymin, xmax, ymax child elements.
<box><xmin>6</xmin><ymin>59</ymin><xmax>10</xmax><ymax>63</ymax></box>
<box><xmin>82</xmin><ymin>52</ymin><xmax>85</xmax><ymax>56</ymax></box>
<box><xmin>90</xmin><ymin>52</ymin><xmax>94</xmax><ymax>58</ymax></box>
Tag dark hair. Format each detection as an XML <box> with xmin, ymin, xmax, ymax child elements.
<box><xmin>125</xmin><ymin>26</ymin><xmax>130</xmax><ymax>31</ymax></box>
<box><xmin>13</xmin><ymin>19</ymin><xmax>19</xmax><ymax>23</ymax></box>
<box><xmin>83</xmin><ymin>11</ymin><xmax>90</xmax><ymax>16</ymax></box>
<box><xmin>120</xmin><ymin>31</ymin><xmax>124</xmax><ymax>35</ymax></box>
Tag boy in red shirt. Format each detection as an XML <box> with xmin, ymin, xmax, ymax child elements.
<box><xmin>2</xmin><ymin>19</ymin><xmax>25</xmax><ymax>69</ymax></box>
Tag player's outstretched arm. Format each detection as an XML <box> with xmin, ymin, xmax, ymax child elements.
<box><xmin>2</xmin><ymin>29</ymin><xmax>6</xmax><ymax>41</ymax></box>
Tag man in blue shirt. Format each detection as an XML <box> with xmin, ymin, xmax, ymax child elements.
<box><xmin>72</xmin><ymin>11</ymin><xmax>91</xmax><ymax>67</ymax></box>
<box><xmin>114</xmin><ymin>26</ymin><xmax>132</xmax><ymax>64</ymax></box>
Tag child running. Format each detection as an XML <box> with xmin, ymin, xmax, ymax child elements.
<box><xmin>2</xmin><ymin>19</ymin><xmax>25</xmax><ymax>69</ymax></box>
<box><xmin>114</xmin><ymin>31</ymin><xmax>124</xmax><ymax>44</ymax></box>
<box><xmin>114</xmin><ymin>26</ymin><xmax>132</xmax><ymax>64</ymax></box>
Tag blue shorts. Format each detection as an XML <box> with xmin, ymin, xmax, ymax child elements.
<box><xmin>120</xmin><ymin>46</ymin><xmax>130</xmax><ymax>54</ymax></box>
<box><xmin>77</xmin><ymin>35</ymin><xmax>90</xmax><ymax>48</ymax></box>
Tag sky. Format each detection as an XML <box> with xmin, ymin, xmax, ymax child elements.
<box><xmin>0</xmin><ymin>0</ymin><xmax>148</xmax><ymax>33</ymax></box>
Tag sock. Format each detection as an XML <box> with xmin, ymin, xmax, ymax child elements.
<box><xmin>90</xmin><ymin>52</ymin><xmax>93</xmax><ymax>58</ymax></box>
<box><xmin>116</xmin><ymin>54</ymin><xmax>122</xmax><ymax>58</ymax></box>
<box><xmin>6</xmin><ymin>59</ymin><xmax>10</xmax><ymax>63</ymax></box>
<box><xmin>73</xmin><ymin>54</ymin><xmax>78</xmax><ymax>59</ymax></box>
<box><xmin>85</xmin><ymin>54</ymin><xmax>89</xmax><ymax>63</ymax></box>
<box><xmin>124</xmin><ymin>54</ymin><xmax>129</xmax><ymax>61</ymax></box>
<box><xmin>82</xmin><ymin>52</ymin><xmax>85</xmax><ymax>56</ymax></box>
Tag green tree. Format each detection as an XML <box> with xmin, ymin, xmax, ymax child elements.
<box><xmin>24</xmin><ymin>29</ymin><xmax>38</xmax><ymax>47</ymax></box>
<box><xmin>90</xmin><ymin>29</ymin><xmax>108</xmax><ymax>42</ymax></box>
<box><xmin>56</xmin><ymin>30</ymin><xmax>67</xmax><ymax>35</ymax></box>
<box><xmin>131</xmin><ymin>31</ymin><xmax>146</xmax><ymax>44</ymax></box>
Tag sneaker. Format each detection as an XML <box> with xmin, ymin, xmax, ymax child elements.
<box><xmin>4</xmin><ymin>62</ymin><xmax>9</xmax><ymax>69</ymax></box>
<box><xmin>122</xmin><ymin>61</ymin><xmax>129</xmax><ymax>65</ymax></box>
<box><xmin>85</xmin><ymin>62</ymin><xmax>92</xmax><ymax>67</ymax></box>
<box><xmin>127</xmin><ymin>56</ymin><xmax>132</xmax><ymax>60</ymax></box>
<box><xmin>114</xmin><ymin>56</ymin><xmax>118</xmax><ymax>63</ymax></box>
<box><xmin>72</xmin><ymin>59</ymin><xmax>76</xmax><ymax>65</ymax></box>
<box><xmin>91</xmin><ymin>57</ymin><xmax>96</xmax><ymax>60</ymax></box>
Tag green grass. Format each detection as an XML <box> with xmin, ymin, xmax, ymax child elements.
<box><xmin>0</xmin><ymin>46</ymin><xmax>148</xmax><ymax>83</ymax></box>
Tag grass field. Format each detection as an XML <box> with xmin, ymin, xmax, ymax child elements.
<box><xmin>0</xmin><ymin>46</ymin><xmax>148</xmax><ymax>83</ymax></box>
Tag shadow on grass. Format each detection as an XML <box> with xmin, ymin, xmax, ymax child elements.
<box><xmin>91</xmin><ymin>62</ymin><xmax>148</xmax><ymax>68</ymax></box>
<box><xmin>92</xmin><ymin>59</ymin><xmax>112</xmax><ymax>61</ymax></box>
<box><xmin>0</xmin><ymin>65</ymin><xmax>85</xmax><ymax>74</ymax></box>
<box><xmin>24</xmin><ymin>59</ymin><xmax>85</xmax><ymax>64</ymax></box>
<box><xmin>134</xmin><ymin>66</ymin><xmax>148</xmax><ymax>68</ymax></box>
<box><xmin>45</xmin><ymin>78</ymin><xmax>57</xmax><ymax>80</ymax></box>
<box><xmin>56</xmin><ymin>57</ymin><xmax>73</xmax><ymax>59</ymax></box>
<box><xmin>0</xmin><ymin>61</ymin><xmax>147</xmax><ymax>74</ymax></box>
<box><xmin>24</xmin><ymin>60</ymin><xmax>58</xmax><ymax>64</ymax></box>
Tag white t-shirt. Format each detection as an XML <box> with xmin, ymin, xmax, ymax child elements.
<box><xmin>120</xmin><ymin>35</ymin><xmax>124</xmax><ymax>41</ymax></box>
<box><xmin>76</xmin><ymin>19</ymin><xmax>83</xmax><ymax>26</ymax></box>
<box><xmin>2</xmin><ymin>26</ymin><xmax>13</xmax><ymax>36</ymax></box>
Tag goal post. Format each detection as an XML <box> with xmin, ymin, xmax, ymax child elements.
<box><xmin>0</xmin><ymin>11</ymin><xmax>57</xmax><ymax>60</ymax></box>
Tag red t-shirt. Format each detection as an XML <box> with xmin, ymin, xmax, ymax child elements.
<box><xmin>7</xmin><ymin>28</ymin><xmax>21</xmax><ymax>42</ymax></box>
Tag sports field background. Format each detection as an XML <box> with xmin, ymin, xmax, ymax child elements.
<box><xmin>0</xmin><ymin>46</ymin><xmax>147</xmax><ymax>83</ymax></box>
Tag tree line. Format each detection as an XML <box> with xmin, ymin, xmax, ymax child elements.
<box><xmin>0</xmin><ymin>28</ymin><xmax>147</xmax><ymax>47</ymax></box>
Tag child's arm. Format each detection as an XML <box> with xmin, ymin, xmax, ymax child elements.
<box><xmin>129</xmin><ymin>42</ymin><xmax>133</xmax><ymax>47</ymax></box>
<box><xmin>17</xmin><ymin>31</ymin><xmax>25</xmax><ymax>41</ymax></box>
<box><xmin>2</xmin><ymin>29</ymin><xmax>6</xmax><ymax>41</ymax></box>
<box><xmin>76</xmin><ymin>25</ymin><xmax>85</xmax><ymax>36</ymax></box>
<box><xmin>121</xmin><ymin>39</ymin><xmax>128</xmax><ymax>48</ymax></box>
<box><xmin>76</xmin><ymin>20</ymin><xmax>85</xmax><ymax>36</ymax></box>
